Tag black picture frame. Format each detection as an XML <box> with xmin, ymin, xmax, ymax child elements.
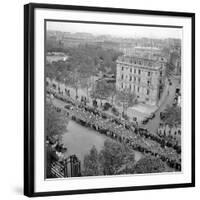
<box><xmin>24</xmin><ymin>3</ymin><xmax>195</xmax><ymax>197</ymax></box>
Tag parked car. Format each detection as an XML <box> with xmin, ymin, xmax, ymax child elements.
<box><xmin>176</xmin><ymin>88</ymin><xmax>180</xmax><ymax>95</ymax></box>
<box><xmin>111</xmin><ymin>107</ymin><xmax>120</xmax><ymax>116</ymax></box>
<box><xmin>142</xmin><ymin>117</ymin><xmax>149</xmax><ymax>124</ymax></box>
<box><xmin>160</xmin><ymin>112</ymin><xmax>166</xmax><ymax>120</ymax></box>
<box><xmin>122</xmin><ymin>112</ymin><xmax>129</xmax><ymax>120</ymax></box>
<box><xmin>132</xmin><ymin>117</ymin><xmax>137</xmax><ymax>121</ymax></box>
<box><xmin>92</xmin><ymin>99</ymin><xmax>98</xmax><ymax>108</ymax></box>
<box><xmin>149</xmin><ymin>113</ymin><xmax>156</xmax><ymax>120</ymax></box>
<box><xmin>64</xmin><ymin>104</ymin><xmax>73</xmax><ymax>110</ymax></box>
<box><xmin>55</xmin><ymin>107</ymin><xmax>61</xmax><ymax>112</ymax></box>
<box><xmin>103</xmin><ymin>102</ymin><xmax>112</xmax><ymax>111</ymax></box>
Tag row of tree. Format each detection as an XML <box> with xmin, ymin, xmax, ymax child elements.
<box><xmin>46</xmin><ymin>43</ymin><xmax>138</xmax><ymax>113</ymax></box>
<box><xmin>46</xmin><ymin>43</ymin><xmax>122</xmax><ymax>77</ymax></box>
<box><xmin>83</xmin><ymin>139</ymin><xmax>167</xmax><ymax>176</ymax></box>
<box><xmin>46</xmin><ymin>102</ymin><xmax>69</xmax><ymax>137</ymax></box>
<box><xmin>46</xmin><ymin>102</ymin><xmax>69</xmax><ymax>178</ymax></box>
<box><xmin>90</xmin><ymin>80</ymin><xmax>137</xmax><ymax>114</ymax></box>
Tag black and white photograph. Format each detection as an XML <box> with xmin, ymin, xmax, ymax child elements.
<box><xmin>45</xmin><ymin>20</ymin><xmax>182</xmax><ymax>178</ymax></box>
<box><xmin>23</xmin><ymin>3</ymin><xmax>195</xmax><ymax>196</ymax></box>
<box><xmin>0</xmin><ymin>0</ymin><xmax>198</xmax><ymax>199</ymax></box>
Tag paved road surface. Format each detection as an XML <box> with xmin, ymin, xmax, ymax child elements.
<box><xmin>141</xmin><ymin>77</ymin><xmax>180</xmax><ymax>134</ymax></box>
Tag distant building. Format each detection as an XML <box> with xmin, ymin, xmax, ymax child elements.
<box><xmin>116</xmin><ymin>55</ymin><xmax>166</xmax><ymax>105</ymax></box>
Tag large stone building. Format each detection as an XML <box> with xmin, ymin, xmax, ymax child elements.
<box><xmin>116</xmin><ymin>55</ymin><xmax>166</xmax><ymax>105</ymax></box>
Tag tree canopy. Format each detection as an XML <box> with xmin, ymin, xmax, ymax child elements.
<box><xmin>99</xmin><ymin>139</ymin><xmax>129</xmax><ymax>175</ymax></box>
<box><xmin>83</xmin><ymin>139</ymin><xmax>136</xmax><ymax>176</ymax></box>
<box><xmin>46</xmin><ymin>102</ymin><xmax>68</xmax><ymax>137</ymax></box>
<box><xmin>46</xmin><ymin>43</ymin><xmax>122</xmax><ymax>81</ymax></box>
<box><xmin>133</xmin><ymin>156</ymin><xmax>166</xmax><ymax>174</ymax></box>
<box><xmin>115</xmin><ymin>89</ymin><xmax>137</xmax><ymax>112</ymax></box>
<box><xmin>162</xmin><ymin>105</ymin><xmax>181</xmax><ymax>127</ymax></box>
<box><xmin>90</xmin><ymin>80</ymin><xmax>113</xmax><ymax>102</ymax></box>
<box><xmin>83</xmin><ymin>146</ymin><xmax>102</xmax><ymax>176</ymax></box>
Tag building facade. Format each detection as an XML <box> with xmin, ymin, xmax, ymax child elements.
<box><xmin>116</xmin><ymin>56</ymin><xmax>166</xmax><ymax>105</ymax></box>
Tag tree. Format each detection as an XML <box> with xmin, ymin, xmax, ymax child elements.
<box><xmin>83</xmin><ymin>140</ymin><xmax>136</xmax><ymax>176</ymax></box>
<box><xmin>83</xmin><ymin>146</ymin><xmax>102</xmax><ymax>176</ymax></box>
<box><xmin>115</xmin><ymin>89</ymin><xmax>137</xmax><ymax>114</ymax></box>
<box><xmin>162</xmin><ymin>105</ymin><xmax>181</xmax><ymax>127</ymax></box>
<box><xmin>107</xmin><ymin>83</ymin><xmax>117</xmax><ymax>106</ymax></box>
<box><xmin>46</xmin><ymin>102</ymin><xmax>68</xmax><ymax>137</ymax></box>
<box><xmin>79</xmin><ymin>76</ymin><xmax>92</xmax><ymax>99</ymax></box>
<box><xmin>63</xmin><ymin>69</ymin><xmax>81</xmax><ymax>99</ymax></box>
<box><xmin>71</xmin><ymin>69</ymin><xmax>80</xmax><ymax>99</ymax></box>
<box><xmin>67</xmin><ymin>63</ymin><xmax>94</xmax><ymax>99</ymax></box>
<box><xmin>133</xmin><ymin>156</ymin><xmax>166</xmax><ymax>174</ymax></box>
<box><xmin>90</xmin><ymin>80</ymin><xmax>111</xmax><ymax>105</ymax></box>
<box><xmin>46</xmin><ymin>43</ymin><xmax>122</xmax><ymax>83</ymax></box>
<box><xmin>99</xmin><ymin>139</ymin><xmax>135</xmax><ymax>175</ymax></box>
<box><xmin>116</xmin><ymin>151</ymin><xmax>136</xmax><ymax>174</ymax></box>
<box><xmin>46</xmin><ymin>103</ymin><xmax>69</xmax><ymax>178</ymax></box>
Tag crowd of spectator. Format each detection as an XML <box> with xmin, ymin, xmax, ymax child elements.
<box><xmin>47</xmin><ymin>87</ymin><xmax>181</xmax><ymax>171</ymax></box>
<box><xmin>158</xmin><ymin>124</ymin><xmax>181</xmax><ymax>138</ymax></box>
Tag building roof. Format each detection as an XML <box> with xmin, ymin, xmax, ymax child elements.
<box><xmin>116</xmin><ymin>55</ymin><xmax>165</xmax><ymax>70</ymax></box>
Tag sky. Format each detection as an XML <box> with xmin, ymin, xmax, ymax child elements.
<box><xmin>47</xmin><ymin>21</ymin><xmax>182</xmax><ymax>39</ymax></box>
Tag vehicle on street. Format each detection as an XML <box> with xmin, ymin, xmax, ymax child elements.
<box><xmin>64</xmin><ymin>104</ymin><xmax>73</xmax><ymax>110</ymax></box>
<box><xmin>142</xmin><ymin>117</ymin><xmax>149</xmax><ymax>124</ymax></box>
<box><xmin>149</xmin><ymin>113</ymin><xmax>156</xmax><ymax>120</ymax></box>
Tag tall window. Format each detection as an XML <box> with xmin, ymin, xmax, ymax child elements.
<box><xmin>121</xmin><ymin>83</ymin><xmax>123</xmax><ymax>89</ymax></box>
<box><xmin>138</xmin><ymin>87</ymin><xmax>140</xmax><ymax>92</ymax></box>
<box><xmin>138</xmin><ymin>69</ymin><xmax>141</xmax><ymax>75</ymax></box>
<box><xmin>138</xmin><ymin>77</ymin><xmax>141</xmax><ymax>83</ymax></box>
<box><xmin>134</xmin><ymin>77</ymin><xmax>136</xmax><ymax>82</ymax></box>
<box><xmin>130</xmin><ymin>76</ymin><xmax>132</xmax><ymax>81</ymax></box>
<box><xmin>121</xmin><ymin>74</ymin><xmax>123</xmax><ymax>80</ymax></box>
<box><xmin>147</xmin><ymin>89</ymin><xmax>150</xmax><ymax>95</ymax></box>
<box><xmin>147</xmin><ymin>80</ymin><xmax>150</xmax><ymax>86</ymax></box>
<box><xmin>134</xmin><ymin>69</ymin><xmax>136</xmax><ymax>73</ymax></box>
<box><xmin>130</xmin><ymin>68</ymin><xmax>132</xmax><ymax>73</ymax></box>
<box><xmin>121</xmin><ymin>66</ymin><xmax>124</xmax><ymax>71</ymax></box>
<box><xmin>148</xmin><ymin>71</ymin><xmax>151</xmax><ymax>76</ymax></box>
